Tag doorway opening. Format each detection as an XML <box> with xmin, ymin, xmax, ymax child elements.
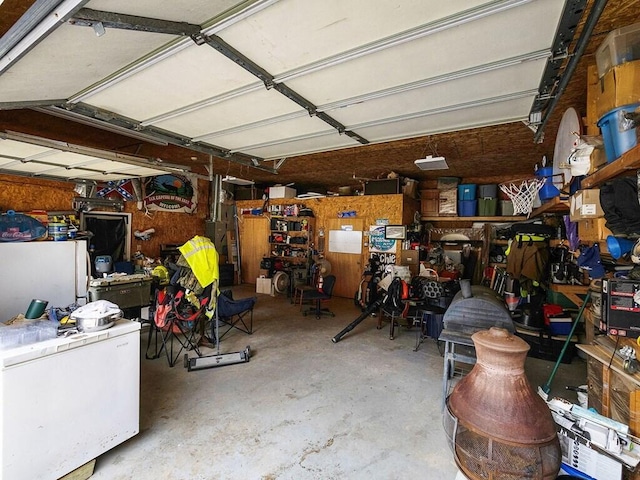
<box><xmin>81</xmin><ymin>212</ymin><xmax>132</xmax><ymax>277</ymax></box>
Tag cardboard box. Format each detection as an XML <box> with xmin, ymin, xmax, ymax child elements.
<box><xmin>438</xmin><ymin>190</ymin><xmax>457</xmax><ymax>216</ymax></box>
<box><xmin>268</xmin><ymin>186</ymin><xmax>296</xmax><ymax>199</ymax></box>
<box><xmin>557</xmin><ymin>426</ymin><xmax>623</xmax><ymax>480</ymax></box>
<box><xmin>595</xmin><ymin>59</ymin><xmax>640</xmax><ymax>119</ymax></box>
<box><xmin>589</xmin><ymin>147</ymin><xmax>608</xmax><ymax>174</ymax></box>
<box><xmin>256</xmin><ymin>277</ymin><xmax>274</xmax><ymax>295</ymax></box>
<box><xmin>400</xmin><ymin>249</ymin><xmax>419</xmax><ymax>265</ymax></box>
<box><xmin>578</xmin><ymin>217</ymin><xmax>612</xmax><ymax>242</ymax></box>
<box><xmin>570</xmin><ymin>189</ymin><xmax>604</xmax><ymax>221</ymax></box>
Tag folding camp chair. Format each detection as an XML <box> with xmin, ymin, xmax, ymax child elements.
<box><xmin>215</xmin><ymin>290</ymin><xmax>256</xmax><ymax>342</ymax></box>
<box><xmin>151</xmin><ymin>285</ymin><xmax>211</xmax><ymax>367</ymax></box>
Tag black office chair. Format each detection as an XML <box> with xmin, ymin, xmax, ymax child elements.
<box><xmin>302</xmin><ymin>275</ymin><xmax>336</xmax><ymax>319</ymax></box>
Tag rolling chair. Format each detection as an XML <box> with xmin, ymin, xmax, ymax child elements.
<box><xmin>301</xmin><ymin>275</ymin><xmax>336</xmax><ymax>319</ymax></box>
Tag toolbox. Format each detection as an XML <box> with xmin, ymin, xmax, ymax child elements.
<box><xmin>603</xmin><ymin>278</ymin><xmax>640</xmax><ymax>338</ymax></box>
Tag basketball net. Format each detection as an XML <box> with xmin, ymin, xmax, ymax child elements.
<box><xmin>499</xmin><ymin>178</ymin><xmax>546</xmax><ymax>217</ymax></box>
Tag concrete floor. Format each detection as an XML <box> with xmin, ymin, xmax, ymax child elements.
<box><xmin>90</xmin><ymin>285</ymin><xmax>587</xmax><ymax>480</ymax></box>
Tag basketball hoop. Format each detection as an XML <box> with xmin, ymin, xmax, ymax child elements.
<box><xmin>499</xmin><ymin>177</ymin><xmax>546</xmax><ymax>218</ymax></box>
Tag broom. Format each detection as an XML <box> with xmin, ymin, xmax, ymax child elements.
<box><xmin>537</xmin><ymin>290</ymin><xmax>590</xmax><ymax>401</ymax></box>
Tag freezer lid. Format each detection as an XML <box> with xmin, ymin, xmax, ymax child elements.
<box><xmin>0</xmin><ymin>319</ymin><xmax>141</xmax><ymax>368</ymax></box>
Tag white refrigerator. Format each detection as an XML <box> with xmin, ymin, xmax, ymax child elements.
<box><xmin>0</xmin><ymin>319</ymin><xmax>140</xmax><ymax>480</ymax></box>
<box><xmin>0</xmin><ymin>240</ymin><xmax>88</xmax><ymax>322</ymax></box>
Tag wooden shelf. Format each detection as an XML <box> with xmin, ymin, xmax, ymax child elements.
<box><xmin>581</xmin><ymin>144</ymin><xmax>640</xmax><ymax>188</ymax></box>
<box><xmin>530</xmin><ymin>196</ymin><xmax>570</xmax><ymax>217</ymax></box>
<box><xmin>549</xmin><ymin>284</ymin><xmax>589</xmax><ymax>307</ymax></box>
<box><xmin>421</xmin><ymin>216</ymin><xmax>525</xmax><ymax>222</ymax></box>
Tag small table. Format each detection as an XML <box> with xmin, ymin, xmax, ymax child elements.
<box><xmin>438</xmin><ymin>329</ymin><xmax>477</xmax><ymax>410</ymax></box>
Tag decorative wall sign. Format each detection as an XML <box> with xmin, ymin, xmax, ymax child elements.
<box><xmin>369</xmin><ymin>225</ymin><xmax>396</xmax><ymax>253</ymax></box>
<box><xmin>144</xmin><ymin>174</ymin><xmax>197</xmax><ymax>213</ymax></box>
<box><xmin>96</xmin><ymin>179</ymin><xmax>135</xmax><ymax>201</ymax></box>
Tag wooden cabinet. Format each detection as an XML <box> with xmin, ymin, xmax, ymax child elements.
<box><xmin>269</xmin><ymin>216</ymin><xmax>315</xmax><ymax>265</ymax></box>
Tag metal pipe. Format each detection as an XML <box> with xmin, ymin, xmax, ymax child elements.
<box><xmin>533</xmin><ymin>0</ymin><xmax>608</xmax><ymax>143</ymax></box>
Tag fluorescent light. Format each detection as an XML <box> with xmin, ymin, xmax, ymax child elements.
<box><xmin>414</xmin><ymin>155</ymin><xmax>448</xmax><ymax>170</ymax></box>
<box><xmin>222</xmin><ymin>175</ymin><xmax>254</xmax><ymax>186</ymax></box>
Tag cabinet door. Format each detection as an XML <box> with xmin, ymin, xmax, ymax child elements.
<box><xmin>239</xmin><ymin>216</ymin><xmax>270</xmax><ymax>284</ymax></box>
<box><xmin>323</xmin><ymin>218</ymin><xmax>365</xmax><ymax>299</ymax></box>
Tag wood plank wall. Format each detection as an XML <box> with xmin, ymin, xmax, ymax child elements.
<box><xmin>236</xmin><ymin>194</ymin><xmax>410</xmax><ymax>297</ymax></box>
<box><xmin>0</xmin><ymin>173</ymin><xmax>209</xmax><ymax>260</ymax></box>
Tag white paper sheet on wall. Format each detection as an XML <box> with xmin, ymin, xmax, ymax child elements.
<box><xmin>328</xmin><ymin>230</ymin><xmax>362</xmax><ymax>254</ymax></box>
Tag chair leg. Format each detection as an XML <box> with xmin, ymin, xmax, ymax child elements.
<box><xmin>159</xmin><ymin>319</ymin><xmax>203</xmax><ymax>367</ymax></box>
<box><xmin>145</xmin><ymin>322</ymin><xmax>164</xmax><ymax>360</ymax></box>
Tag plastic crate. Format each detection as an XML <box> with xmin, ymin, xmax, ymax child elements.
<box><xmin>500</xmin><ymin>200</ymin><xmax>514</xmax><ymax>216</ymax></box>
<box><xmin>457</xmin><ymin>184</ymin><xmax>477</xmax><ymax>201</ymax></box>
<box><xmin>458</xmin><ymin>200</ymin><xmax>477</xmax><ymax>217</ymax></box>
<box><xmin>478</xmin><ymin>184</ymin><xmax>498</xmax><ymax>199</ymax></box>
<box><xmin>478</xmin><ymin>198</ymin><xmax>497</xmax><ymax>216</ymax></box>
<box><xmin>596</xmin><ymin>22</ymin><xmax>640</xmax><ymax>78</ymax></box>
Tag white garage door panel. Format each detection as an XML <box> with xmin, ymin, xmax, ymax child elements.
<box><xmin>0</xmin><ymin>135</ymin><xmax>170</xmax><ymax>180</ymax></box>
<box><xmin>326</xmin><ymin>59</ymin><xmax>547</xmax><ymax>126</ymax></box>
<box><xmin>0</xmin><ymin>139</ymin><xmax>50</xmax><ymax>158</ymax></box>
<box><xmin>0</xmin><ymin>25</ymin><xmax>173</xmax><ymax>103</ymax></box>
<box><xmin>152</xmin><ymin>88</ymin><xmax>300</xmax><ymax>138</ymax></box>
<box><xmin>87</xmin><ymin>0</ymin><xmax>242</xmax><ymax>25</ymax></box>
<box><xmin>82</xmin><ymin>45</ymin><xmax>260</xmax><ymax>120</ymax></box>
<box><xmin>220</xmin><ymin>0</ymin><xmax>495</xmax><ymax>74</ymax></box>
<box><xmin>284</xmin><ymin>7</ymin><xmax>559</xmax><ymax>106</ymax></box>
<box><xmin>357</xmin><ymin>96</ymin><xmax>535</xmax><ymax>143</ymax></box>
<box><xmin>238</xmin><ymin>133</ymin><xmax>358</xmax><ymax>160</ymax></box>
<box><xmin>0</xmin><ymin>0</ymin><xmax>570</xmax><ymax>165</ymax></box>
<box><xmin>201</xmin><ymin>115</ymin><xmax>331</xmax><ymax>150</ymax></box>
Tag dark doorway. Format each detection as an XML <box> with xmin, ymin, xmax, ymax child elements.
<box><xmin>81</xmin><ymin>213</ymin><xmax>131</xmax><ymax>277</ymax></box>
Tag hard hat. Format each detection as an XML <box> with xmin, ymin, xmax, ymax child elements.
<box><xmin>152</xmin><ymin>265</ymin><xmax>170</xmax><ymax>285</ymax></box>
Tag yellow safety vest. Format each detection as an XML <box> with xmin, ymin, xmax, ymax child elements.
<box><xmin>178</xmin><ymin>235</ymin><xmax>220</xmax><ymax>288</ymax></box>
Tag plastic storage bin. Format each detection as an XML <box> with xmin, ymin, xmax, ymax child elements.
<box><xmin>457</xmin><ymin>184</ymin><xmax>477</xmax><ymax>201</ymax></box>
<box><xmin>501</xmin><ymin>200</ymin><xmax>515</xmax><ymax>216</ymax></box>
<box><xmin>458</xmin><ymin>200</ymin><xmax>477</xmax><ymax>217</ymax></box>
<box><xmin>596</xmin><ymin>22</ymin><xmax>640</xmax><ymax>78</ymax></box>
<box><xmin>478</xmin><ymin>184</ymin><xmax>498</xmax><ymax>199</ymax></box>
<box><xmin>597</xmin><ymin>103</ymin><xmax>640</xmax><ymax>162</ymax></box>
<box><xmin>535</xmin><ymin>166</ymin><xmax>560</xmax><ymax>201</ymax></box>
<box><xmin>478</xmin><ymin>198</ymin><xmax>498</xmax><ymax>216</ymax></box>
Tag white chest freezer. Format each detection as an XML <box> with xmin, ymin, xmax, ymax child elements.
<box><xmin>0</xmin><ymin>320</ymin><xmax>140</xmax><ymax>480</ymax></box>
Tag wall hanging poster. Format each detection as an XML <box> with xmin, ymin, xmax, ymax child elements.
<box><xmin>369</xmin><ymin>225</ymin><xmax>397</xmax><ymax>265</ymax></box>
<box><xmin>144</xmin><ymin>174</ymin><xmax>197</xmax><ymax>213</ymax></box>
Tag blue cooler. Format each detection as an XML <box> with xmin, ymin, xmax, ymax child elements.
<box><xmin>598</xmin><ymin>103</ymin><xmax>640</xmax><ymax>162</ymax></box>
